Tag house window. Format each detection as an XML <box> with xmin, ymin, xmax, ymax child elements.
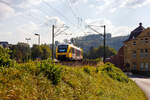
<box><xmin>132</xmin><ymin>50</ymin><xmax>136</xmax><ymax>58</ymax></box>
<box><xmin>145</xmin><ymin>63</ymin><xmax>149</xmax><ymax>71</ymax></box>
<box><xmin>145</xmin><ymin>38</ymin><xmax>148</xmax><ymax>43</ymax></box>
<box><xmin>132</xmin><ymin>62</ymin><xmax>136</xmax><ymax>70</ymax></box>
<box><xmin>140</xmin><ymin>49</ymin><xmax>144</xmax><ymax>58</ymax></box>
<box><xmin>140</xmin><ymin>63</ymin><xmax>144</xmax><ymax>71</ymax></box>
<box><xmin>145</xmin><ymin>49</ymin><xmax>148</xmax><ymax>57</ymax></box>
<box><xmin>133</xmin><ymin>41</ymin><xmax>136</xmax><ymax>45</ymax></box>
<box><xmin>147</xmin><ymin>32</ymin><xmax>150</xmax><ymax>36</ymax></box>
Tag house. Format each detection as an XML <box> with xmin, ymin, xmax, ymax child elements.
<box><xmin>106</xmin><ymin>23</ymin><xmax>150</xmax><ymax>72</ymax></box>
<box><xmin>124</xmin><ymin>23</ymin><xmax>150</xmax><ymax>72</ymax></box>
<box><xmin>106</xmin><ymin>46</ymin><xmax>124</xmax><ymax>70</ymax></box>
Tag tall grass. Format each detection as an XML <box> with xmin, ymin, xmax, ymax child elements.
<box><xmin>0</xmin><ymin>61</ymin><xmax>147</xmax><ymax>100</ymax></box>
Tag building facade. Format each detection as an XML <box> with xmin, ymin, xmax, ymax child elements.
<box><xmin>124</xmin><ymin>23</ymin><xmax>150</xmax><ymax>72</ymax></box>
<box><xmin>106</xmin><ymin>46</ymin><xmax>124</xmax><ymax>70</ymax></box>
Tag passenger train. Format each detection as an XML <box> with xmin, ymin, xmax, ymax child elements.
<box><xmin>56</xmin><ymin>44</ymin><xmax>83</xmax><ymax>61</ymax></box>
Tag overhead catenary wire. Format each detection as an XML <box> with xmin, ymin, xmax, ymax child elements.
<box><xmin>66</xmin><ymin>0</ymin><xmax>78</xmax><ymax>19</ymax></box>
<box><xmin>42</xmin><ymin>1</ymin><xmax>76</xmax><ymax>27</ymax></box>
<box><xmin>65</xmin><ymin>0</ymin><xmax>84</xmax><ymax>28</ymax></box>
<box><xmin>87</xmin><ymin>25</ymin><xmax>103</xmax><ymax>37</ymax></box>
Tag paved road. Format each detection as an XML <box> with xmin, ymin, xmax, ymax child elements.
<box><xmin>130</xmin><ymin>75</ymin><xmax>150</xmax><ymax>100</ymax></box>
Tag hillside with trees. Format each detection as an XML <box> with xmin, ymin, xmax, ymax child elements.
<box><xmin>68</xmin><ymin>34</ymin><xmax>129</xmax><ymax>53</ymax></box>
<box><xmin>84</xmin><ymin>46</ymin><xmax>117</xmax><ymax>59</ymax></box>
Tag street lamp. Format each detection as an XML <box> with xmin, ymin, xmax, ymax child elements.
<box><xmin>25</xmin><ymin>38</ymin><xmax>31</xmax><ymax>44</ymax></box>
<box><xmin>35</xmin><ymin>33</ymin><xmax>40</xmax><ymax>45</ymax></box>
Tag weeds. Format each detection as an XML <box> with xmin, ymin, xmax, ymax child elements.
<box><xmin>38</xmin><ymin>60</ymin><xmax>62</xmax><ymax>85</ymax></box>
<box><xmin>83</xmin><ymin>67</ymin><xmax>91</xmax><ymax>74</ymax></box>
<box><xmin>102</xmin><ymin>63</ymin><xmax>129</xmax><ymax>83</ymax></box>
<box><xmin>0</xmin><ymin>60</ymin><xmax>147</xmax><ymax>100</ymax></box>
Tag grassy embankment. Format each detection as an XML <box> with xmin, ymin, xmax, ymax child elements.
<box><xmin>0</xmin><ymin>60</ymin><xmax>147</xmax><ymax>100</ymax></box>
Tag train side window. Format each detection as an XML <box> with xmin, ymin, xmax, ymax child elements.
<box><xmin>72</xmin><ymin>48</ymin><xmax>75</xmax><ymax>54</ymax></box>
<box><xmin>69</xmin><ymin>48</ymin><xmax>72</xmax><ymax>53</ymax></box>
<box><xmin>77</xmin><ymin>50</ymin><xmax>80</xmax><ymax>56</ymax></box>
<box><xmin>79</xmin><ymin>51</ymin><xmax>81</xmax><ymax>56</ymax></box>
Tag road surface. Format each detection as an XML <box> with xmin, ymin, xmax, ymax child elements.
<box><xmin>130</xmin><ymin>74</ymin><xmax>150</xmax><ymax>100</ymax></box>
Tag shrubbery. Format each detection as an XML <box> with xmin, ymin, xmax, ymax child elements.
<box><xmin>0</xmin><ymin>60</ymin><xmax>147</xmax><ymax>100</ymax></box>
<box><xmin>0</xmin><ymin>46</ymin><xmax>14</xmax><ymax>67</ymax></box>
<box><xmin>101</xmin><ymin>63</ymin><xmax>129</xmax><ymax>83</ymax></box>
<box><xmin>38</xmin><ymin>60</ymin><xmax>62</xmax><ymax>85</ymax></box>
<box><xmin>83</xmin><ymin>67</ymin><xmax>91</xmax><ymax>74</ymax></box>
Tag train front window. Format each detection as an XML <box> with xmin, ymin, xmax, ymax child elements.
<box><xmin>58</xmin><ymin>45</ymin><xmax>68</xmax><ymax>53</ymax></box>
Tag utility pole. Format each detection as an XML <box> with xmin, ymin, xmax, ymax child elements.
<box><xmin>103</xmin><ymin>25</ymin><xmax>106</xmax><ymax>63</ymax></box>
<box><xmin>87</xmin><ymin>25</ymin><xmax>106</xmax><ymax>63</ymax></box>
<box><xmin>51</xmin><ymin>24</ymin><xmax>69</xmax><ymax>62</ymax></box>
<box><xmin>52</xmin><ymin>25</ymin><xmax>55</xmax><ymax>61</ymax></box>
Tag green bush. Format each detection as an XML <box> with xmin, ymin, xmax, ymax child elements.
<box><xmin>0</xmin><ymin>46</ymin><xmax>13</xmax><ymax>67</ymax></box>
<box><xmin>83</xmin><ymin>67</ymin><xmax>90</xmax><ymax>74</ymax></box>
<box><xmin>38</xmin><ymin>60</ymin><xmax>62</xmax><ymax>85</ymax></box>
<box><xmin>95</xmin><ymin>67</ymin><xmax>99</xmax><ymax>73</ymax></box>
<box><xmin>102</xmin><ymin>63</ymin><xmax>129</xmax><ymax>83</ymax></box>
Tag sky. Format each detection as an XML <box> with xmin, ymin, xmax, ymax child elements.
<box><xmin>0</xmin><ymin>0</ymin><xmax>150</xmax><ymax>45</ymax></box>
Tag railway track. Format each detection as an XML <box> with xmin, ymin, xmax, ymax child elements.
<box><xmin>56</xmin><ymin>60</ymin><xmax>100</xmax><ymax>66</ymax></box>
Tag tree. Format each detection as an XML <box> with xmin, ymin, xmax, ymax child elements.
<box><xmin>0</xmin><ymin>46</ymin><xmax>12</xmax><ymax>67</ymax></box>
<box><xmin>31</xmin><ymin>44</ymin><xmax>51</xmax><ymax>60</ymax></box>
<box><xmin>31</xmin><ymin>45</ymin><xmax>43</xmax><ymax>60</ymax></box>
<box><xmin>9</xmin><ymin>43</ymin><xmax>31</xmax><ymax>62</ymax></box>
<box><xmin>40</xmin><ymin>44</ymin><xmax>51</xmax><ymax>60</ymax></box>
<box><xmin>87</xmin><ymin>46</ymin><xmax>97</xmax><ymax>59</ymax></box>
<box><xmin>85</xmin><ymin>46</ymin><xmax>117</xmax><ymax>59</ymax></box>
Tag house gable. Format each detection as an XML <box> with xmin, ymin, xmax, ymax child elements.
<box><xmin>137</xmin><ymin>28</ymin><xmax>150</xmax><ymax>38</ymax></box>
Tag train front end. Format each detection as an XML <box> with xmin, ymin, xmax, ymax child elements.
<box><xmin>56</xmin><ymin>44</ymin><xmax>70</xmax><ymax>61</ymax></box>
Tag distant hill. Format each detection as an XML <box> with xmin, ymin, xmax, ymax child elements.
<box><xmin>71</xmin><ymin>34</ymin><xmax>129</xmax><ymax>52</ymax></box>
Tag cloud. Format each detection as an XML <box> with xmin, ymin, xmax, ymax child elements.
<box><xmin>68</xmin><ymin>0</ymin><xmax>88</xmax><ymax>5</ymax></box>
<box><xmin>44</xmin><ymin>16</ymin><xmax>65</xmax><ymax>27</ymax></box>
<box><xmin>0</xmin><ymin>2</ymin><xmax>15</xmax><ymax>20</ymax></box>
<box><xmin>0</xmin><ymin>21</ymin><xmax>39</xmax><ymax>44</ymax></box>
<box><xmin>85</xmin><ymin>18</ymin><xmax>133</xmax><ymax>37</ymax></box>
<box><xmin>87</xmin><ymin>0</ymin><xmax>150</xmax><ymax>13</ymax></box>
<box><xmin>109</xmin><ymin>8</ymin><xmax>117</xmax><ymax>13</ymax></box>
<box><xmin>0</xmin><ymin>0</ymin><xmax>55</xmax><ymax>9</ymax></box>
<box><xmin>120</xmin><ymin>0</ymin><xmax>150</xmax><ymax>8</ymax></box>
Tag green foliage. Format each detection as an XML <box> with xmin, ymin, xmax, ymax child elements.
<box><xmin>101</xmin><ymin>62</ymin><xmax>129</xmax><ymax>83</ymax></box>
<box><xmin>0</xmin><ymin>61</ymin><xmax>147</xmax><ymax>100</ymax></box>
<box><xmin>95</xmin><ymin>67</ymin><xmax>99</xmax><ymax>73</ymax></box>
<box><xmin>9</xmin><ymin>43</ymin><xmax>51</xmax><ymax>62</ymax></box>
<box><xmin>40</xmin><ymin>44</ymin><xmax>51</xmax><ymax>59</ymax></box>
<box><xmin>84</xmin><ymin>46</ymin><xmax>117</xmax><ymax>59</ymax></box>
<box><xmin>0</xmin><ymin>46</ymin><xmax>13</xmax><ymax>67</ymax></box>
<box><xmin>83</xmin><ymin>67</ymin><xmax>91</xmax><ymax>74</ymax></box>
<box><xmin>84</xmin><ymin>58</ymin><xmax>102</xmax><ymax>62</ymax></box>
<box><xmin>31</xmin><ymin>44</ymin><xmax>51</xmax><ymax>60</ymax></box>
<box><xmin>38</xmin><ymin>60</ymin><xmax>62</xmax><ymax>85</ymax></box>
<box><xmin>31</xmin><ymin>45</ymin><xmax>42</xmax><ymax>60</ymax></box>
<box><xmin>9</xmin><ymin>42</ymin><xmax>31</xmax><ymax>62</ymax></box>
